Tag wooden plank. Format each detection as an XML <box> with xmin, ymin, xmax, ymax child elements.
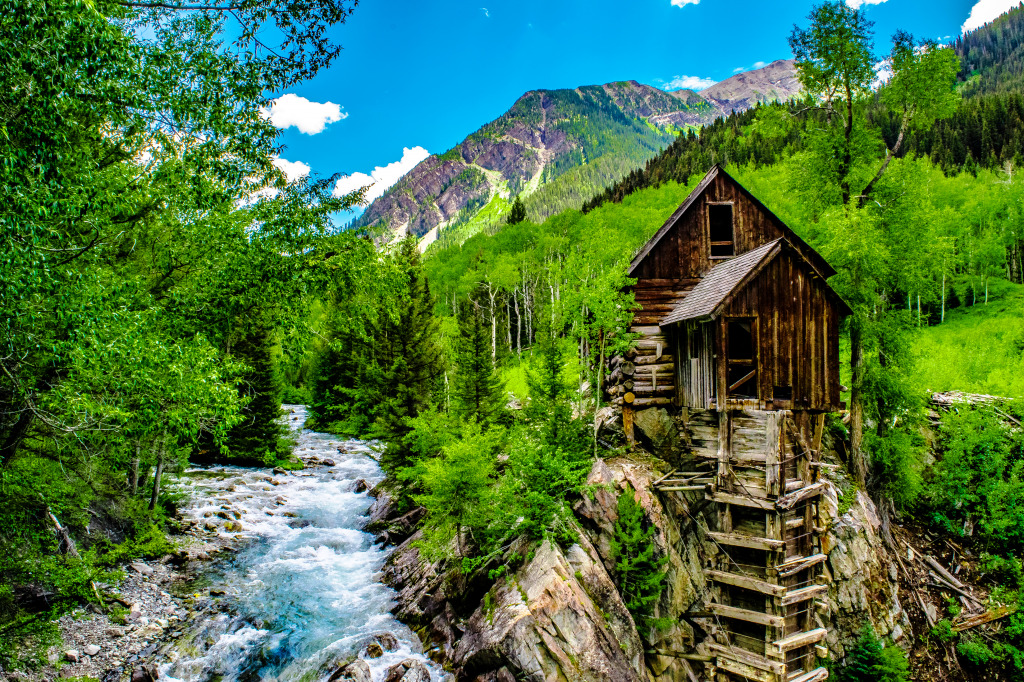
<box><xmin>787</xmin><ymin>667</ymin><xmax>829</xmax><ymax>682</ymax></box>
<box><xmin>781</xmin><ymin>584</ymin><xmax>828</xmax><ymax>606</ymax></box>
<box><xmin>708</xmin><ymin>490</ymin><xmax>776</xmax><ymax>511</ymax></box>
<box><xmin>717</xmin><ymin>656</ymin><xmax>772</xmax><ymax>682</ymax></box>
<box><xmin>765</xmin><ymin>412</ymin><xmax>782</xmax><ymax>498</ymax></box>
<box><xmin>705</xmin><ymin>568</ymin><xmax>786</xmax><ymax>596</ymax></box>
<box><xmin>706</xmin><ymin>642</ymin><xmax>786</xmax><ymax>676</ymax></box>
<box><xmin>771</xmin><ymin>628</ymin><xmax>827</xmax><ymax>653</ymax></box>
<box><xmin>710</xmin><ymin>603</ymin><xmax>785</xmax><ymax>628</ymax></box>
<box><xmin>777</xmin><ymin>554</ymin><xmax>827</xmax><ymax>578</ymax></box>
<box><xmin>776</xmin><ymin>481</ymin><xmax>828</xmax><ymax>510</ymax></box>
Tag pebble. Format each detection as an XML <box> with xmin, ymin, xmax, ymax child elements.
<box><xmin>64</xmin><ymin>650</ymin><xmax>80</xmax><ymax>663</ymax></box>
<box><xmin>83</xmin><ymin>644</ymin><xmax>101</xmax><ymax>656</ymax></box>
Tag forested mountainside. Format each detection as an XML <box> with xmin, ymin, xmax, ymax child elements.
<box><xmin>957</xmin><ymin>1</ymin><xmax>1024</xmax><ymax>96</ymax></box>
<box><xmin>353</xmin><ymin>60</ymin><xmax>801</xmax><ymax>247</ymax></box>
<box><xmin>586</xmin><ymin>5</ymin><xmax>1024</xmax><ymax>210</ymax></box>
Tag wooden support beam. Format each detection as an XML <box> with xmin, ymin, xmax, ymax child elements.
<box><xmin>705</xmin><ymin>569</ymin><xmax>786</xmax><ymax>596</ymax></box>
<box><xmin>706</xmin><ymin>643</ymin><xmax>787</xmax><ymax>676</ymax></box>
<box><xmin>709</xmin><ymin>603</ymin><xmax>785</xmax><ymax>628</ymax></box>
<box><xmin>777</xmin><ymin>554</ymin><xmax>828</xmax><ymax>577</ymax></box>
<box><xmin>781</xmin><ymin>584</ymin><xmax>829</xmax><ymax>606</ymax></box>
<box><xmin>787</xmin><ymin>667</ymin><xmax>829</xmax><ymax>682</ymax></box>
<box><xmin>771</xmin><ymin>628</ymin><xmax>827</xmax><ymax>653</ymax></box>
<box><xmin>707</xmin><ymin>490</ymin><xmax>776</xmax><ymax>511</ymax></box>
<box><xmin>717</xmin><ymin>656</ymin><xmax>772</xmax><ymax>682</ymax></box>
<box><xmin>658</xmin><ymin>485</ymin><xmax>708</xmax><ymax>492</ymax></box>
<box><xmin>707</xmin><ymin>531</ymin><xmax>785</xmax><ymax>551</ymax></box>
<box><xmin>776</xmin><ymin>481</ymin><xmax>828</xmax><ymax>510</ymax></box>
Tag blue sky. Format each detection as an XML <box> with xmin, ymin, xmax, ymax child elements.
<box><xmin>265</xmin><ymin>0</ymin><xmax>1020</xmax><ymax>206</ymax></box>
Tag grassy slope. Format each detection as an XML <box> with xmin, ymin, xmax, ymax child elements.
<box><xmin>912</xmin><ymin>278</ymin><xmax>1024</xmax><ymax>397</ymax></box>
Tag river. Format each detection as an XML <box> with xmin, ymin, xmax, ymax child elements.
<box><xmin>159</xmin><ymin>405</ymin><xmax>444</xmax><ymax>682</ymax></box>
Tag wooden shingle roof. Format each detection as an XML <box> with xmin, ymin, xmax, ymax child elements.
<box><xmin>662</xmin><ymin>240</ymin><xmax>782</xmax><ymax>324</ymax></box>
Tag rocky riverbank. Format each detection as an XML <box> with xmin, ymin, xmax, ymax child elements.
<box><xmin>8</xmin><ymin>405</ymin><xmax>443</xmax><ymax>682</ymax></box>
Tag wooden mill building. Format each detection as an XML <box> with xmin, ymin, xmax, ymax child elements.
<box><xmin>605</xmin><ymin>166</ymin><xmax>850</xmax><ymax>682</ymax></box>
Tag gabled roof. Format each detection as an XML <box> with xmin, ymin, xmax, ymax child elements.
<box><xmin>662</xmin><ymin>240</ymin><xmax>782</xmax><ymax>324</ymax></box>
<box><xmin>626</xmin><ymin>165</ymin><xmax>836</xmax><ymax>280</ymax></box>
<box><xmin>661</xmin><ymin>238</ymin><xmax>852</xmax><ymax>325</ymax></box>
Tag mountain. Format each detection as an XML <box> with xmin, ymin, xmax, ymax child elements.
<box><xmin>354</xmin><ymin>60</ymin><xmax>800</xmax><ymax>249</ymax></box>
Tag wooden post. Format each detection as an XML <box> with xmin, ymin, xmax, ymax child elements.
<box><xmin>623</xmin><ymin>407</ymin><xmax>635</xmax><ymax>446</ymax></box>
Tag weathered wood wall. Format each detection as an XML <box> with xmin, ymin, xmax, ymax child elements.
<box><xmin>632</xmin><ymin>173</ymin><xmax>806</xmax><ymax>281</ymax></box>
<box><xmin>720</xmin><ymin>248</ymin><xmax>842</xmax><ymax>412</ymax></box>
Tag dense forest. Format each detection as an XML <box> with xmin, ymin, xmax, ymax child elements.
<box><xmin>5</xmin><ymin>0</ymin><xmax>1024</xmax><ymax>680</ymax></box>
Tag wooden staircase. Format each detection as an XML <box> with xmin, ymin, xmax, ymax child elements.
<box><xmin>657</xmin><ymin>409</ymin><xmax>831</xmax><ymax>682</ymax></box>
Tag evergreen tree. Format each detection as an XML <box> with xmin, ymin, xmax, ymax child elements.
<box><xmin>610</xmin><ymin>487</ymin><xmax>667</xmax><ymax>638</ymax></box>
<box><xmin>226</xmin><ymin>325</ymin><xmax>285</xmax><ymax>464</ymax></box>
<box><xmin>506</xmin><ymin>194</ymin><xmax>527</xmax><ymax>225</ymax></box>
<box><xmin>375</xmin><ymin>239</ymin><xmax>445</xmax><ymax>473</ymax></box>
<box><xmin>526</xmin><ymin>318</ymin><xmax>572</xmax><ymax>445</ymax></box>
<box><xmin>452</xmin><ymin>297</ymin><xmax>505</xmax><ymax>425</ymax></box>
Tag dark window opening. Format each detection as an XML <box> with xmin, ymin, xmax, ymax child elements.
<box><xmin>727</xmin><ymin>319</ymin><xmax>757</xmax><ymax>399</ymax></box>
<box><xmin>773</xmin><ymin>385</ymin><xmax>793</xmax><ymax>401</ymax></box>
<box><xmin>709</xmin><ymin>204</ymin><xmax>734</xmax><ymax>258</ymax></box>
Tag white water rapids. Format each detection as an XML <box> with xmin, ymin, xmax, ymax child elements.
<box><xmin>159</xmin><ymin>405</ymin><xmax>445</xmax><ymax>682</ymax></box>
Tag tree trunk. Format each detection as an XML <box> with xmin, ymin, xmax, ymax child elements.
<box><xmin>515</xmin><ymin>288</ymin><xmax>522</xmax><ymax>356</ymax></box>
<box><xmin>130</xmin><ymin>442</ymin><xmax>140</xmax><ymax>496</ymax></box>
<box><xmin>849</xmin><ymin>322</ymin><xmax>867</xmax><ymax>488</ymax></box>
<box><xmin>149</xmin><ymin>431</ymin><xmax>167</xmax><ymax>511</ymax></box>
<box><xmin>941</xmin><ymin>271</ymin><xmax>946</xmax><ymax>322</ymax></box>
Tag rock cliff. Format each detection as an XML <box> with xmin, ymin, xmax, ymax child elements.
<box><xmin>373</xmin><ymin>431</ymin><xmax>909</xmax><ymax>682</ymax></box>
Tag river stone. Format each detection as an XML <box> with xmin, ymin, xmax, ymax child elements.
<box><xmin>328</xmin><ymin>658</ymin><xmax>372</xmax><ymax>682</ymax></box>
<box><xmin>382</xmin><ymin>659</ymin><xmax>423</xmax><ymax>682</ymax></box>
<box><xmin>83</xmin><ymin>644</ymin><xmax>101</xmax><ymax>656</ymax></box>
<box><xmin>373</xmin><ymin>632</ymin><xmax>399</xmax><ymax>652</ymax></box>
<box><xmin>398</xmin><ymin>664</ymin><xmax>430</xmax><ymax>682</ymax></box>
<box><xmin>64</xmin><ymin>650</ymin><xmax>80</xmax><ymax>663</ymax></box>
<box><xmin>352</xmin><ymin>478</ymin><xmax>368</xmax><ymax>493</ymax></box>
<box><xmin>363</xmin><ymin>643</ymin><xmax>383</xmax><ymax>658</ymax></box>
<box><xmin>322</xmin><ymin>458</ymin><xmax>336</xmax><ymax>466</ymax></box>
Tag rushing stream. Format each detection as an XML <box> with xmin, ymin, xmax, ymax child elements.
<box><xmin>160</xmin><ymin>405</ymin><xmax>444</xmax><ymax>682</ymax></box>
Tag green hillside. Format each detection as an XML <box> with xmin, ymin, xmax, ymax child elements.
<box><xmin>913</xmin><ymin>278</ymin><xmax>1024</xmax><ymax>397</ymax></box>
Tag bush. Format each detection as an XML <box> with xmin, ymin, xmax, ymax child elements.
<box><xmin>834</xmin><ymin>624</ymin><xmax>909</xmax><ymax>682</ymax></box>
<box><xmin>927</xmin><ymin>406</ymin><xmax>1024</xmax><ymax>549</ymax></box>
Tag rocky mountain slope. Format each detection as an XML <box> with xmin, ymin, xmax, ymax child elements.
<box><xmin>354</xmin><ymin>60</ymin><xmax>799</xmax><ymax>248</ymax></box>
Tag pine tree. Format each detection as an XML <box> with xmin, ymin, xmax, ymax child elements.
<box><xmin>452</xmin><ymin>297</ymin><xmax>505</xmax><ymax>425</ymax></box>
<box><xmin>506</xmin><ymin>195</ymin><xmax>527</xmax><ymax>225</ymax></box>
<box><xmin>375</xmin><ymin>239</ymin><xmax>444</xmax><ymax>473</ymax></box>
<box><xmin>226</xmin><ymin>325</ymin><xmax>285</xmax><ymax>464</ymax></box>
<box><xmin>610</xmin><ymin>487</ymin><xmax>667</xmax><ymax>638</ymax></box>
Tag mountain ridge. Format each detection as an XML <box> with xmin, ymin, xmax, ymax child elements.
<box><xmin>354</xmin><ymin>59</ymin><xmax>800</xmax><ymax>248</ymax></box>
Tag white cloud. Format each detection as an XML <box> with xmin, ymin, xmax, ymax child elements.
<box><xmin>753</xmin><ymin>61</ymin><xmax>766</xmax><ymax>68</ymax></box>
<box><xmin>332</xmin><ymin>146</ymin><xmax>431</xmax><ymax>206</ymax></box>
<box><xmin>265</xmin><ymin>94</ymin><xmax>347</xmax><ymax>135</ymax></box>
<box><xmin>732</xmin><ymin>67</ymin><xmax>745</xmax><ymax>73</ymax></box>
<box><xmin>962</xmin><ymin>0</ymin><xmax>1019</xmax><ymax>32</ymax></box>
<box><xmin>661</xmin><ymin>74</ymin><xmax>717</xmax><ymax>91</ymax></box>
<box><xmin>845</xmin><ymin>0</ymin><xmax>888</xmax><ymax>8</ymax></box>
<box><xmin>480</xmin><ymin>6</ymin><xmax>489</xmax><ymax>17</ymax></box>
<box><xmin>670</xmin><ymin>0</ymin><xmax>699</xmax><ymax>6</ymax></box>
<box><xmin>274</xmin><ymin>157</ymin><xmax>311</xmax><ymax>182</ymax></box>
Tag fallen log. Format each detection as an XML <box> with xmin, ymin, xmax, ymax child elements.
<box><xmin>952</xmin><ymin>605</ymin><xmax>1016</xmax><ymax>632</ymax></box>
